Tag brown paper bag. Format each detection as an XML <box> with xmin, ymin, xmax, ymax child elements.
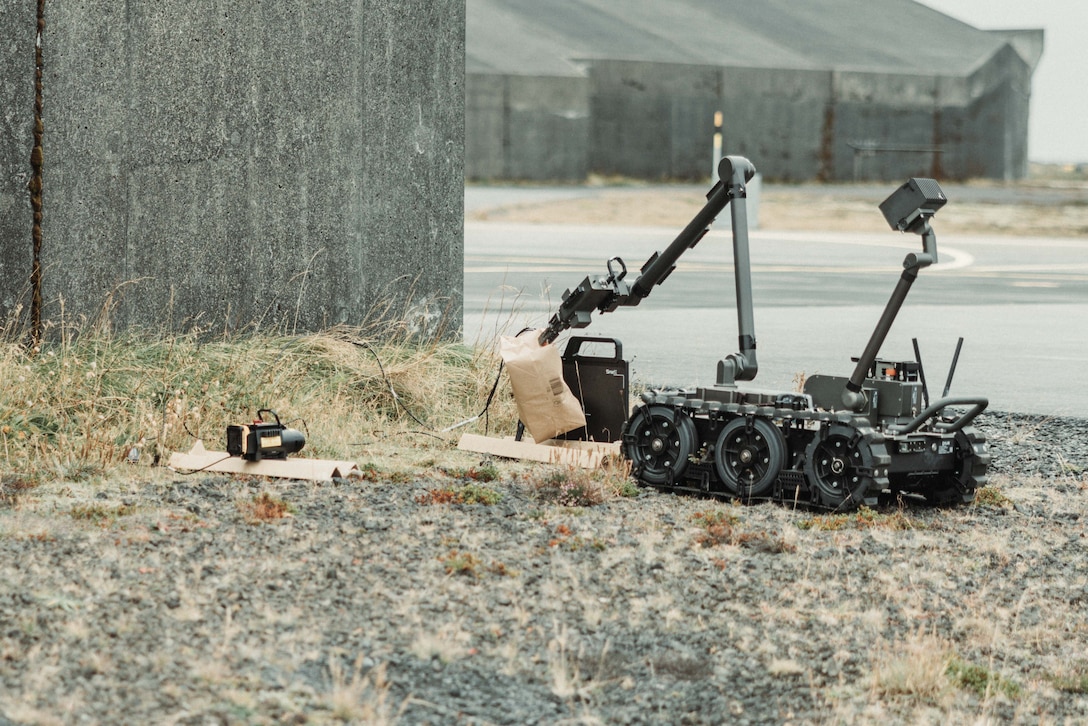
<box><xmin>500</xmin><ymin>331</ymin><xmax>587</xmax><ymax>443</ymax></box>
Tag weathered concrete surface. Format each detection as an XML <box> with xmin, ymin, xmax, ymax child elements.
<box><xmin>589</xmin><ymin>61</ymin><xmax>720</xmax><ymax>181</ymax></box>
<box><xmin>2</xmin><ymin>0</ymin><xmax>464</xmax><ymax>335</ymax></box>
<box><xmin>0</xmin><ymin>0</ymin><xmax>36</xmax><ymax>325</ymax></box>
<box><xmin>466</xmin><ymin>74</ymin><xmax>588</xmax><ymax>181</ymax></box>
<box><xmin>717</xmin><ymin>67</ymin><xmax>830</xmax><ymax>183</ymax></box>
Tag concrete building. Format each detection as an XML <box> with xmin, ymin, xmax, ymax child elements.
<box><xmin>1</xmin><ymin>1</ymin><xmax>464</xmax><ymax>336</ymax></box>
<box><xmin>467</xmin><ymin>0</ymin><xmax>1043</xmax><ymax>182</ymax></box>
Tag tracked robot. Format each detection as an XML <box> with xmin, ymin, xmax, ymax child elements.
<box><xmin>539</xmin><ymin>156</ymin><xmax>989</xmax><ymax>510</ymax></box>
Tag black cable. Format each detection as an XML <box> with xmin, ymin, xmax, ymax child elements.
<box><xmin>480</xmin><ymin>362</ymin><xmax>504</xmax><ymax>436</ymax></box>
<box><xmin>342</xmin><ymin>334</ymin><xmax>515</xmax><ymax>442</ymax></box>
<box><xmin>182</xmin><ymin>419</ymin><xmax>201</xmax><ymax>441</ymax></box>
<box><xmin>403</xmin><ymin>430</ymin><xmax>454</xmax><ymax>443</ymax></box>
<box><xmin>461</xmin><ymin>326</ymin><xmax>537</xmax><ymax>435</ymax></box>
<box><xmin>350</xmin><ymin>339</ymin><xmax>434</xmax><ymax>430</ymax></box>
<box><xmin>284</xmin><ymin>417</ymin><xmax>310</xmax><ymax>439</ymax></box>
<box><xmin>174</xmin><ymin>454</ymin><xmax>234</xmax><ymax>475</ymax></box>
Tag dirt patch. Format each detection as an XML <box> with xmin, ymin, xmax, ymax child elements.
<box><xmin>469</xmin><ymin>182</ymin><xmax>1088</xmax><ymax>237</ymax></box>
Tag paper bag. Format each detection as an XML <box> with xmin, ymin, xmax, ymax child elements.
<box><xmin>500</xmin><ymin>331</ymin><xmax>587</xmax><ymax>443</ymax></box>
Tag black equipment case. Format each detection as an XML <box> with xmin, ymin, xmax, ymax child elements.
<box><xmin>560</xmin><ymin>336</ymin><xmax>629</xmax><ymax>443</ymax></box>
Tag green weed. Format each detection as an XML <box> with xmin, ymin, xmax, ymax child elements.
<box><xmin>798</xmin><ymin>506</ymin><xmax>922</xmax><ymax>532</ymax></box>
<box><xmin>69</xmin><ymin>502</ymin><xmax>136</xmax><ymax>526</ymax></box>
<box><xmin>442</xmin><ymin>463</ymin><xmax>500</xmax><ymax>482</ymax></box>
<box><xmin>692</xmin><ymin>508</ymin><xmax>795</xmax><ymax>553</ymax></box>
<box><xmin>973</xmin><ymin>486</ymin><xmax>1013</xmax><ymax>508</ymax></box>
<box><xmin>946</xmin><ymin>656</ymin><xmax>1021</xmax><ymax>699</ymax></box>
<box><xmin>438</xmin><ymin>549</ymin><xmax>516</xmax><ymax>579</ymax></box>
<box><xmin>528</xmin><ymin>459</ymin><xmax>633</xmax><ymax>508</ymax></box>
<box><xmin>439</xmin><ymin>550</ymin><xmax>481</xmax><ymax>577</ymax></box>
<box><xmin>1051</xmin><ymin>671</ymin><xmax>1088</xmax><ymax>694</ymax></box>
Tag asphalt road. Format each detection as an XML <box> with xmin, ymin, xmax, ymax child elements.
<box><xmin>464</xmin><ymin>190</ymin><xmax>1088</xmax><ymax>416</ymax></box>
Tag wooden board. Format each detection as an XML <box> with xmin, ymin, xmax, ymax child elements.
<box><xmin>457</xmin><ymin>433</ymin><xmax>621</xmax><ymax>468</ymax></box>
<box><xmin>168</xmin><ymin>441</ymin><xmax>360</xmax><ymax>482</ymax></box>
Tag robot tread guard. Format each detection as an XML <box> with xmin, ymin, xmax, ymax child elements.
<box><xmin>539</xmin><ymin>157</ymin><xmax>989</xmax><ymax>511</ymax></box>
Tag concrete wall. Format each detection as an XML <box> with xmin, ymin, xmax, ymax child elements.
<box><xmin>0</xmin><ymin>1</ymin><xmax>36</xmax><ymax>325</ymax></box>
<box><xmin>1</xmin><ymin>0</ymin><xmax>464</xmax><ymax>336</ymax></box>
<box><xmin>465</xmin><ymin>73</ymin><xmax>588</xmax><ymax>181</ymax></box>
<box><xmin>467</xmin><ymin>49</ymin><xmax>1032</xmax><ymax>183</ymax></box>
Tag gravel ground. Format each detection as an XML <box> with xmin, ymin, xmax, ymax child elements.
<box><xmin>2</xmin><ymin>410</ymin><xmax>1087</xmax><ymax>725</ymax></box>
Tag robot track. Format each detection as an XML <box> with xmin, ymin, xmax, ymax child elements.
<box><xmin>622</xmin><ymin>390</ymin><xmax>987</xmax><ymax>512</ymax></box>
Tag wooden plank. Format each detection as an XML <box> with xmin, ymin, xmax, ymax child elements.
<box><xmin>168</xmin><ymin>441</ymin><xmax>360</xmax><ymax>482</ymax></box>
<box><xmin>457</xmin><ymin>433</ymin><xmax>621</xmax><ymax>468</ymax></box>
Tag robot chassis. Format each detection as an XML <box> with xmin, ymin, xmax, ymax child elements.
<box><xmin>539</xmin><ymin>157</ymin><xmax>990</xmax><ymax>511</ymax></box>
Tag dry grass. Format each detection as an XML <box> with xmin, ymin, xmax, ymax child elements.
<box><xmin>0</xmin><ymin>472</ymin><xmax>42</xmax><ymax>507</ymax></box>
<box><xmin>68</xmin><ymin>502</ymin><xmax>136</xmax><ymax>526</ymax></box>
<box><xmin>798</xmin><ymin>506</ymin><xmax>925</xmax><ymax>532</ymax></box>
<box><xmin>0</xmin><ymin>320</ymin><xmax>520</xmax><ymax>482</ymax></box>
<box><xmin>326</xmin><ymin>652</ymin><xmax>405</xmax><ymax>724</ymax></box>
<box><xmin>1</xmin><ymin>456</ymin><xmax>1086</xmax><ymax>722</ymax></box>
<box><xmin>870</xmin><ymin>631</ymin><xmax>953</xmax><ymax>702</ymax></box>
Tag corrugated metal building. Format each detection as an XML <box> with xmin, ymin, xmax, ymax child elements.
<box><xmin>467</xmin><ymin>0</ymin><xmax>1043</xmax><ymax>182</ymax></box>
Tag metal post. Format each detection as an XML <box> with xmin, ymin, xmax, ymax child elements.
<box><xmin>711</xmin><ymin>111</ymin><xmax>723</xmax><ymax>181</ymax></box>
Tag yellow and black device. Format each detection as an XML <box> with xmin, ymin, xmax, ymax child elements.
<box><xmin>226</xmin><ymin>409</ymin><xmax>305</xmax><ymax>461</ymax></box>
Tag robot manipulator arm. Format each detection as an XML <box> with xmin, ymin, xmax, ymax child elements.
<box><xmin>538</xmin><ymin>257</ymin><xmax>631</xmax><ymax>345</ymax></box>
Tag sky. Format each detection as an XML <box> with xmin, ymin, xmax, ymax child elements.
<box><xmin>917</xmin><ymin>0</ymin><xmax>1088</xmax><ymax>164</ymax></box>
